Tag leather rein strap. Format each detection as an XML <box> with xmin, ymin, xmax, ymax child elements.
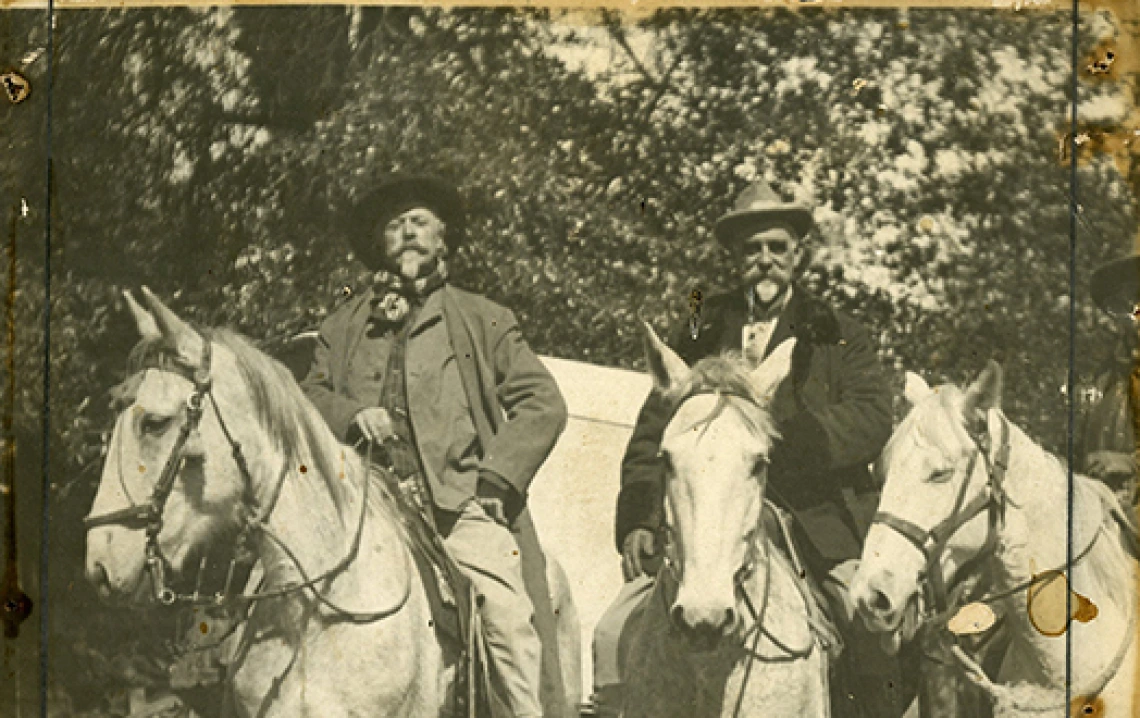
<box><xmin>84</xmin><ymin>336</ymin><xmax>410</xmax><ymax>621</ymax></box>
<box><xmin>84</xmin><ymin>339</ymin><xmax>233</xmax><ymax>604</ymax></box>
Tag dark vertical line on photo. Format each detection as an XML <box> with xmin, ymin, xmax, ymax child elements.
<box><xmin>39</xmin><ymin>1</ymin><xmax>54</xmax><ymax>716</ymax></box>
<box><xmin>1066</xmin><ymin>0</ymin><xmax>1079</xmax><ymax>709</ymax></box>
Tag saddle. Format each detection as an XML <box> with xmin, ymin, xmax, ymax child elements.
<box><xmin>376</xmin><ymin>468</ymin><xmax>502</xmax><ymax>718</ymax></box>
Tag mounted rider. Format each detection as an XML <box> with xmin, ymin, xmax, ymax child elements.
<box><xmin>1080</xmin><ymin>252</ymin><xmax>1140</xmax><ymax>509</ymax></box>
<box><xmin>301</xmin><ymin>174</ymin><xmax>570</xmax><ymax>718</ymax></box>
<box><xmin>592</xmin><ymin>179</ymin><xmax>901</xmax><ymax>718</ymax></box>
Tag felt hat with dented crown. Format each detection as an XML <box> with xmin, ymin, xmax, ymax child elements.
<box><xmin>714</xmin><ymin>179</ymin><xmax>815</xmax><ymax>249</ymax></box>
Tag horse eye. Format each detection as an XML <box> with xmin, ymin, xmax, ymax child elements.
<box><xmin>140</xmin><ymin>415</ymin><xmax>174</xmax><ymax>436</ymax></box>
<box><xmin>929</xmin><ymin>468</ymin><xmax>955</xmax><ymax>484</ymax></box>
<box><xmin>752</xmin><ymin>457</ymin><xmax>769</xmax><ymax>475</ymax></box>
<box><xmin>657</xmin><ymin>449</ymin><xmax>674</xmax><ymax>471</ymax></box>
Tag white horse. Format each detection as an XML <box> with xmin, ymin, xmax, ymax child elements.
<box><xmin>84</xmin><ymin>288</ymin><xmax>580</xmax><ymax>718</ymax></box>
<box><xmin>851</xmin><ymin>363</ymin><xmax>1137</xmax><ymax>717</ymax></box>
<box><xmin>619</xmin><ymin>328</ymin><xmax>829</xmax><ymax>718</ymax></box>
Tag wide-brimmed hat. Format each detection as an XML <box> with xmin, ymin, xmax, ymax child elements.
<box><xmin>714</xmin><ymin>180</ymin><xmax>814</xmax><ymax>249</ymax></box>
<box><xmin>347</xmin><ymin>174</ymin><xmax>465</xmax><ymax>269</ymax></box>
<box><xmin>1091</xmin><ymin>253</ymin><xmax>1140</xmax><ymax>317</ymax></box>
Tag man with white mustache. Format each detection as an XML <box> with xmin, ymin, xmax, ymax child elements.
<box><xmin>302</xmin><ymin>175</ymin><xmax>569</xmax><ymax>718</ymax></box>
<box><xmin>592</xmin><ymin>179</ymin><xmax>900</xmax><ymax>718</ymax></box>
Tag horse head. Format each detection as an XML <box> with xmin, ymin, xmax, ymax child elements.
<box><xmin>85</xmin><ymin>289</ymin><xmax>280</xmax><ymax>605</ymax></box>
<box><xmin>851</xmin><ymin>362</ymin><xmax>1005</xmax><ymax>654</ymax></box>
<box><xmin>643</xmin><ymin>323</ymin><xmax>793</xmax><ymax>649</ymax></box>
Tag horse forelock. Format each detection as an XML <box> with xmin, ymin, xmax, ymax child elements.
<box><xmin>124</xmin><ymin>336</ymin><xmax>185</xmax><ymax>379</ymax></box>
<box><xmin>664</xmin><ymin>353</ymin><xmax>779</xmax><ymax>446</ymax></box>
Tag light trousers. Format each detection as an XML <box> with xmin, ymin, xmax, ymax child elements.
<box><xmin>445</xmin><ymin>501</ymin><xmax>544</xmax><ymax>718</ymax></box>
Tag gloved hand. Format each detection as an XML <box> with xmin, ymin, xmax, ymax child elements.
<box><xmin>475</xmin><ymin>473</ymin><xmax>524</xmax><ymax>528</ymax></box>
<box><xmin>349</xmin><ymin>407</ymin><xmax>395</xmax><ymax>444</ymax></box>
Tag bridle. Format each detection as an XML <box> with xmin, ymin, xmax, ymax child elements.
<box><xmin>658</xmin><ymin>388</ymin><xmax>823</xmax><ymax>659</ymax></box>
<box><xmin>84</xmin><ymin>337</ymin><xmax>259</xmax><ymax>605</ymax></box>
<box><xmin>871</xmin><ymin>412</ymin><xmax>1135</xmax><ymax>711</ymax></box>
<box><xmin>84</xmin><ymin>334</ymin><xmax>409</xmax><ymax>622</ymax></box>
<box><xmin>871</xmin><ymin>415</ymin><xmax>1011</xmax><ymax>615</ymax></box>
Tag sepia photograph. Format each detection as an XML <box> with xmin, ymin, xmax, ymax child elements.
<box><xmin>2</xmin><ymin>3</ymin><xmax>1139</xmax><ymax>717</ymax></box>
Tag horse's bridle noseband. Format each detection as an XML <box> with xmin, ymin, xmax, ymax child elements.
<box><xmin>84</xmin><ymin>333</ymin><xmax>413</xmax><ymax>625</ymax></box>
<box><xmin>871</xmin><ymin>416</ymin><xmax>1011</xmax><ymax>616</ymax></box>
<box><xmin>85</xmin><ymin>337</ymin><xmax>265</xmax><ymax>606</ymax></box>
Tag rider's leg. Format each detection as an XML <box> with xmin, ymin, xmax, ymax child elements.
<box><xmin>445</xmin><ymin>500</ymin><xmax>544</xmax><ymax>718</ymax></box>
<box><xmin>590</xmin><ymin>574</ymin><xmax>655</xmax><ymax>716</ymax></box>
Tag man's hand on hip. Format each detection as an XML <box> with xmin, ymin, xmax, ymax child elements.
<box><xmin>476</xmin><ymin>473</ymin><xmax>524</xmax><ymax>529</ymax></box>
<box><xmin>351</xmin><ymin>407</ymin><xmax>395</xmax><ymax>444</ymax></box>
<box><xmin>621</xmin><ymin>528</ymin><xmax>659</xmax><ymax>582</ymax></box>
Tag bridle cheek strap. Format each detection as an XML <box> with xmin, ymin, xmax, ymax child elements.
<box><xmin>871</xmin><ymin>418</ymin><xmax>1009</xmax><ymax>614</ymax></box>
<box><xmin>83</xmin><ymin>337</ymin><xmax>225</xmax><ymax>604</ymax></box>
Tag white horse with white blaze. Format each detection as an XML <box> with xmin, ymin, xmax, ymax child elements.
<box><xmin>851</xmin><ymin>363</ymin><xmax>1137</xmax><ymax>717</ymax></box>
<box><xmin>619</xmin><ymin>327</ymin><xmax>829</xmax><ymax>718</ymax></box>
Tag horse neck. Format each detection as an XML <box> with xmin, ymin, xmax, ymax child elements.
<box><xmin>253</xmin><ymin>441</ymin><xmax>364</xmax><ymax>591</ymax></box>
<box><xmin>992</xmin><ymin>415</ymin><xmax>1071</xmax><ymax>584</ymax></box>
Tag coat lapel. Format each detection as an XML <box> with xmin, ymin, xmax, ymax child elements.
<box><xmin>339</xmin><ymin>292</ymin><xmax>375</xmax><ymax>390</ymax></box>
<box><xmin>441</xmin><ymin>287</ymin><xmax>498</xmax><ymax>449</ymax></box>
<box><xmin>716</xmin><ymin>293</ymin><xmax>750</xmax><ymax>355</ymax></box>
<box><xmin>408</xmin><ymin>289</ymin><xmax>444</xmax><ymax>338</ymax></box>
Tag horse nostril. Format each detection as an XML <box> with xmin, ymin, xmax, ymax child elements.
<box><xmin>723</xmin><ymin>607</ymin><xmax>737</xmax><ymax>630</ymax></box>
<box><xmin>86</xmin><ymin>561</ymin><xmax>110</xmax><ymax>592</ymax></box>
<box><xmin>871</xmin><ymin>589</ymin><xmax>893</xmax><ymax>614</ymax></box>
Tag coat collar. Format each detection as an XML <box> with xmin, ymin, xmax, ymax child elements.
<box><xmin>717</xmin><ymin>284</ymin><xmax>807</xmax><ymax>359</ymax></box>
<box><xmin>342</xmin><ymin>285</ymin><xmax>447</xmax><ymax>363</ymax></box>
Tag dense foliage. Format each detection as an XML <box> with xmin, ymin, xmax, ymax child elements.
<box><xmin>1</xmin><ymin>6</ymin><xmax>1136</xmax><ymax>715</ymax></box>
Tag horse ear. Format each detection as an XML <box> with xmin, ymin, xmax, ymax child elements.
<box><xmin>903</xmin><ymin>371</ymin><xmax>933</xmax><ymax>406</ymax></box>
<box><xmin>961</xmin><ymin>360</ymin><xmax>1003</xmax><ymax>423</ymax></box>
<box><xmin>642</xmin><ymin>322</ymin><xmax>689</xmax><ymax>393</ymax></box>
<box><xmin>749</xmin><ymin>338</ymin><xmax>797</xmax><ymax>404</ymax></box>
<box><xmin>122</xmin><ymin>290</ymin><xmax>160</xmax><ymax>340</ymax></box>
<box><xmin>139</xmin><ymin>286</ymin><xmax>205</xmax><ymax>363</ymax></box>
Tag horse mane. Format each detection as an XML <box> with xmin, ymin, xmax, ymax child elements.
<box><xmin>125</xmin><ymin>331</ymin><xmax>381</xmax><ymax>518</ymax></box>
<box><xmin>212</xmin><ymin>330</ymin><xmax>350</xmax><ymax>495</ymax></box>
<box><xmin>664</xmin><ymin>352</ymin><xmax>779</xmax><ymax>444</ymax></box>
<box><xmin>889</xmin><ymin>383</ymin><xmax>1135</xmax><ymax>605</ymax></box>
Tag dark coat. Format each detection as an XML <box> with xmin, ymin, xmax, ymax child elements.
<box><xmin>616</xmin><ymin>286</ymin><xmax>893</xmax><ymax>565</ymax></box>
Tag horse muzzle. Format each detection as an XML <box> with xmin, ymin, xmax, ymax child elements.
<box><xmin>85</xmin><ymin>527</ymin><xmax>151</xmax><ymax>605</ymax></box>
<box><xmin>670</xmin><ymin>583</ymin><xmax>739</xmax><ymax>650</ymax></box>
<box><xmin>851</xmin><ymin>569</ymin><xmax>909</xmax><ymax>633</ymax></box>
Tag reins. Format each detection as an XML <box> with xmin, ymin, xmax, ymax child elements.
<box><xmin>873</xmin><ymin>412</ymin><xmax>1133</xmax><ymax>710</ymax></box>
<box><xmin>84</xmin><ymin>333</ymin><xmax>411</xmax><ymax>623</ymax></box>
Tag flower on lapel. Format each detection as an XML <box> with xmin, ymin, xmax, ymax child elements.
<box><xmin>376</xmin><ymin>292</ymin><xmax>411</xmax><ymax>324</ymax></box>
